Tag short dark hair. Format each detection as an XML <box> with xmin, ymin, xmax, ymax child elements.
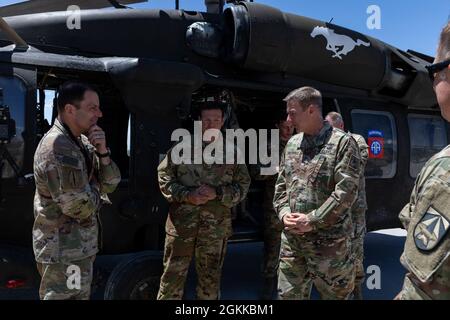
<box><xmin>326</xmin><ymin>111</ymin><xmax>344</xmax><ymax>127</ymax></box>
<box><xmin>283</xmin><ymin>86</ymin><xmax>323</xmax><ymax>111</ymax></box>
<box><xmin>198</xmin><ymin>101</ymin><xmax>226</xmax><ymax>117</ymax></box>
<box><xmin>57</xmin><ymin>81</ymin><xmax>96</xmax><ymax>114</ymax></box>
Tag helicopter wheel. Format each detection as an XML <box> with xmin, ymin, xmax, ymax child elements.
<box><xmin>103</xmin><ymin>252</ymin><xmax>163</xmax><ymax>300</ymax></box>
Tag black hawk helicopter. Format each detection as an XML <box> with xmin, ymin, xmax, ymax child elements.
<box><xmin>0</xmin><ymin>0</ymin><xmax>443</xmax><ymax>299</ymax></box>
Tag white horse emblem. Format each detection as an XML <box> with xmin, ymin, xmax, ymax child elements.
<box><xmin>311</xmin><ymin>26</ymin><xmax>370</xmax><ymax>60</ymax></box>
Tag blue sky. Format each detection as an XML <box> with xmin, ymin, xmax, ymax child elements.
<box><xmin>0</xmin><ymin>0</ymin><xmax>448</xmax><ymax>56</ymax></box>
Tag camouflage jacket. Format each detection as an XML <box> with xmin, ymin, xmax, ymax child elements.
<box><xmin>350</xmin><ymin>133</ymin><xmax>369</xmax><ymax>238</ymax></box>
<box><xmin>399</xmin><ymin>145</ymin><xmax>450</xmax><ymax>299</ymax></box>
<box><xmin>273</xmin><ymin>123</ymin><xmax>361</xmax><ymax>240</ymax></box>
<box><xmin>33</xmin><ymin>119</ymin><xmax>121</xmax><ymax>263</ymax></box>
<box><xmin>158</xmin><ymin>140</ymin><xmax>251</xmax><ymax>239</ymax></box>
<box><xmin>250</xmin><ymin>139</ymin><xmax>288</xmax><ymax>213</ymax></box>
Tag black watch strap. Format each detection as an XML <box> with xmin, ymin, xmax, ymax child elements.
<box><xmin>95</xmin><ymin>148</ymin><xmax>111</xmax><ymax>158</ymax></box>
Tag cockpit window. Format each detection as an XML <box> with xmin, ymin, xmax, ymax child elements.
<box><xmin>0</xmin><ymin>76</ymin><xmax>26</xmax><ymax>179</ymax></box>
<box><xmin>408</xmin><ymin>114</ymin><xmax>447</xmax><ymax>178</ymax></box>
<box><xmin>351</xmin><ymin>109</ymin><xmax>397</xmax><ymax>179</ymax></box>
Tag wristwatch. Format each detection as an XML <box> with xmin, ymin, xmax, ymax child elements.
<box><xmin>95</xmin><ymin>147</ymin><xmax>111</xmax><ymax>158</ymax></box>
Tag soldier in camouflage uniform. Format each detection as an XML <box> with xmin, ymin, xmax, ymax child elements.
<box><xmin>273</xmin><ymin>87</ymin><xmax>360</xmax><ymax>300</ymax></box>
<box><xmin>397</xmin><ymin>22</ymin><xmax>450</xmax><ymax>300</ymax></box>
<box><xmin>157</xmin><ymin>102</ymin><xmax>251</xmax><ymax>300</ymax></box>
<box><xmin>33</xmin><ymin>82</ymin><xmax>121</xmax><ymax>300</ymax></box>
<box><xmin>325</xmin><ymin>112</ymin><xmax>369</xmax><ymax>300</ymax></box>
<box><xmin>250</xmin><ymin>119</ymin><xmax>294</xmax><ymax>299</ymax></box>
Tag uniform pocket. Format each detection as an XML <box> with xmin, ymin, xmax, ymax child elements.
<box><xmin>59</xmin><ymin>218</ymin><xmax>98</xmax><ymax>262</ymax></box>
<box><xmin>56</xmin><ymin>155</ymin><xmax>87</xmax><ymax>191</ymax></box>
<box><xmin>32</xmin><ymin>219</ymin><xmax>60</xmax><ymax>263</ymax></box>
<box><xmin>165</xmin><ymin>204</ymin><xmax>198</xmax><ymax>238</ymax></box>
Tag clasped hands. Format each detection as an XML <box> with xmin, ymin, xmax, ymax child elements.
<box><xmin>283</xmin><ymin>212</ymin><xmax>313</xmax><ymax>234</ymax></box>
<box><xmin>186</xmin><ymin>185</ymin><xmax>217</xmax><ymax>205</ymax></box>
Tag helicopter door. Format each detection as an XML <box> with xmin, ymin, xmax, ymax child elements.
<box><xmin>0</xmin><ymin>64</ymin><xmax>37</xmax><ymax>253</ymax></box>
<box><xmin>336</xmin><ymin>97</ymin><xmax>405</xmax><ymax>230</ymax></box>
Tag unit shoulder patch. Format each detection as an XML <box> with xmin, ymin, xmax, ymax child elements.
<box><xmin>414</xmin><ymin>206</ymin><xmax>450</xmax><ymax>251</ymax></box>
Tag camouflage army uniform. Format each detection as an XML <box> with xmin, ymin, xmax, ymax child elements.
<box><xmin>398</xmin><ymin>145</ymin><xmax>450</xmax><ymax>300</ymax></box>
<box><xmin>33</xmin><ymin>118</ymin><xmax>121</xmax><ymax>300</ymax></box>
<box><xmin>157</xmin><ymin>140</ymin><xmax>251</xmax><ymax>300</ymax></box>
<box><xmin>262</xmin><ymin>139</ymin><xmax>288</xmax><ymax>282</ymax></box>
<box><xmin>350</xmin><ymin>133</ymin><xmax>369</xmax><ymax>295</ymax></box>
<box><xmin>251</xmin><ymin>140</ymin><xmax>287</xmax><ymax>280</ymax></box>
<box><xmin>273</xmin><ymin>123</ymin><xmax>360</xmax><ymax>300</ymax></box>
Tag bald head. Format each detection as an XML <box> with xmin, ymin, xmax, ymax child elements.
<box><xmin>325</xmin><ymin>111</ymin><xmax>344</xmax><ymax>130</ymax></box>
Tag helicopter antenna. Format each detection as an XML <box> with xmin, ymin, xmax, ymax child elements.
<box><xmin>0</xmin><ymin>17</ymin><xmax>28</xmax><ymax>49</ymax></box>
<box><xmin>108</xmin><ymin>0</ymin><xmax>128</xmax><ymax>9</ymax></box>
<box><xmin>328</xmin><ymin>17</ymin><xmax>334</xmax><ymax>24</ymax></box>
<box><xmin>176</xmin><ymin>0</ymin><xmax>179</xmax><ymax>10</ymax></box>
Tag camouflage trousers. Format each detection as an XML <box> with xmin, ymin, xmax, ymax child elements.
<box><xmin>278</xmin><ymin>232</ymin><xmax>355</xmax><ymax>300</ymax></box>
<box><xmin>36</xmin><ymin>255</ymin><xmax>95</xmax><ymax>300</ymax></box>
<box><xmin>352</xmin><ymin>207</ymin><xmax>366</xmax><ymax>288</ymax></box>
<box><xmin>262</xmin><ymin>207</ymin><xmax>283</xmax><ymax>279</ymax></box>
<box><xmin>352</xmin><ymin>236</ymin><xmax>365</xmax><ymax>287</ymax></box>
<box><xmin>157</xmin><ymin>234</ymin><xmax>228</xmax><ymax>300</ymax></box>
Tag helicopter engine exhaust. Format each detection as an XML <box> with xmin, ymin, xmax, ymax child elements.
<box><xmin>218</xmin><ymin>2</ymin><xmax>415</xmax><ymax>94</ymax></box>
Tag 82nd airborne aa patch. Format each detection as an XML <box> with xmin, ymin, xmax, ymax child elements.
<box><xmin>414</xmin><ymin>207</ymin><xmax>450</xmax><ymax>251</ymax></box>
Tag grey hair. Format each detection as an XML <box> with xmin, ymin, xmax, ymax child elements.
<box><xmin>436</xmin><ymin>21</ymin><xmax>450</xmax><ymax>62</ymax></box>
<box><xmin>283</xmin><ymin>86</ymin><xmax>322</xmax><ymax>110</ymax></box>
<box><xmin>326</xmin><ymin>111</ymin><xmax>344</xmax><ymax>127</ymax></box>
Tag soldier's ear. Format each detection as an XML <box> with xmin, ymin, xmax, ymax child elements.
<box><xmin>64</xmin><ymin>103</ymin><xmax>72</xmax><ymax>115</ymax></box>
<box><xmin>64</xmin><ymin>103</ymin><xmax>78</xmax><ymax>116</ymax></box>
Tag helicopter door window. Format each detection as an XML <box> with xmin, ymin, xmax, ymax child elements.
<box><xmin>408</xmin><ymin>114</ymin><xmax>447</xmax><ymax>178</ymax></box>
<box><xmin>0</xmin><ymin>76</ymin><xmax>26</xmax><ymax>179</ymax></box>
<box><xmin>350</xmin><ymin>109</ymin><xmax>397</xmax><ymax>179</ymax></box>
<box><xmin>43</xmin><ymin>90</ymin><xmax>56</xmax><ymax>125</ymax></box>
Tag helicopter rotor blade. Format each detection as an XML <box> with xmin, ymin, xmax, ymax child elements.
<box><xmin>0</xmin><ymin>16</ymin><xmax>28</xmax><ymax>48</ymax></box>
<box><xmin>0</xmin><ymin>0</ymin><xmax>147</xmax><ymax>17</ymax></box>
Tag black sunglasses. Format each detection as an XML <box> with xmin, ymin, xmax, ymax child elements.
<box><xmin>425</xmin><ymin>59</ymin><xmax>450</xmax><ymax>82</ymax></box>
